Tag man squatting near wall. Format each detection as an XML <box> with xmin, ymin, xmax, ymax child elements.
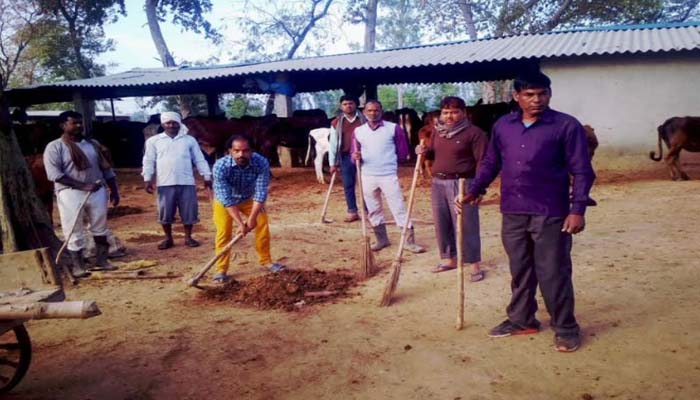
<box><xmin>329</xmin><ymin>95</ymin><xmax>367</xmax><ymax>223</ymax></box>
<box><xmin>459</xmin><ymin>70</ymin><xmax>595</xmax><ymax>352</ymax></box>
<box><xmin>352</xmin><ymin>100</ymin><xmax>425</xmax><ymax>254</ymax></box>
<box><xmin>142</xmin><ymin>111</ymin><xmax>212</xmax><ymax>250</ymax></box>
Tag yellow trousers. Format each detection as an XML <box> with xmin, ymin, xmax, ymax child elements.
<box><xmin>213</xmin><ymin>199</ymin><xmax>271</xmax><ymax>274</ymax></box>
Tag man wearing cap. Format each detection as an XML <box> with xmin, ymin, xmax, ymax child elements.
<box><xmin>142</xmin><ymin>111</ymin><xmax>212</xmax><ymax>249</ymax></box>
<box><xmin>329</xmin><ymin>95</ymin><xmax>366</xmax><ymax>222</ymax></box>
<box><xmin>458</xmin><ymin>70</ymin><xmax>595</xmax><ymax>352</ymax></box>
<box><xmin>44</xmin><ymin>110</ymin><xmax>120</xmax><ymax>277</ymax></box>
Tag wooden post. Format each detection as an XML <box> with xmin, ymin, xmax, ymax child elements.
<box><xmin>109</xmin><ymin>98</ymin><xmax>116</xmax><ymax>121</ymax></box>
<box><xmin>456</xmin><ymin>178</ymin><xmax>465</xmax><ymax>330</ymax></box>
<box><xmin>0</xmin><ymin>301</ymin><xmax>101</xmax><ymax>319</ymax></box>
<box><xmin>206</xmin><ymin>92</ymin><xmax>221</xmax><ymax>117</ymax></box>
<box><xmin>72</xmin><ymin>92</ymin><xmax>94</xmax><ymax>136</ymax></box>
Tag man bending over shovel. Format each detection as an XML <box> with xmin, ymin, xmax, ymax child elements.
<box><xmin>211</xmin><ymin>134</ymin><xmax>285</xmax><ymax>284</ymax></box>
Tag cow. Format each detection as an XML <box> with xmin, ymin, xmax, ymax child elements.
<box><xmin>92</xmin><ymin>120</ymin><xmax>147</xmax><ymax>168</ymax></box>
<box><xmin>396</xmin><ymin>108</ymin><xmax>422</xmax><ymax>152</ymax></box>
<box><xmin>417</xmin><ymin>111</ymin><xmax>440</xmax><ymax>179</ymax></box>
<box><xmin>25</xmin><ymin>154</ymin><xmax>54</xmax><ymax>223</ymax></box>
<box><xmin>305</xmin><ymin>128</ymin><xmax>331</xmax><ymax>184</ymax></box>
<box><xmin>583</xmin><ymin>124</ymin><xmax>599</xmax><ymax>160</ymax></box>
<box><xmin>650</xmin><ymin>116</ymin><xmax>700</xmax><ymax>180</ymax></box>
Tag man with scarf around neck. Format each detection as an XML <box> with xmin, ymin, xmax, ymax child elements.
<box><xmin>351</xmin><ymin>100</ymin><xmax>425</xmax><ymax>254</ymax></box>
<box><xmin>142</xmin><ymin>111</ymin><xmax>212</xmax><ymax>250</ymax></box>
<box><xmin>43</xmin><ymin>111</ymin><xmax>120</xmax><ymax>277</ymax></box>
<box><xmin>458</xmin><ymin>71</ymin><xmax>595</xmax><ymax>352</ymax></box>
<box><xmin>415</xmin><ymin>96</ymin><xmax>487</xmax><ymax>281</ymax></box>
<box><xmin>329</xmin><ymin>95</ymin><xmax>366</xmax><ymax>223</ymax></box>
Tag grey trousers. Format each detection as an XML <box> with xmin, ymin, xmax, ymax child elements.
<box><xmin>431</xmin><ymin>178</ymin><xmax>481</xmax><ymax>263</ymax></box>
<box><xmin>501</xmin><ymin>214</ymin><xmax>579</xmax><ymax>336</ymax></box>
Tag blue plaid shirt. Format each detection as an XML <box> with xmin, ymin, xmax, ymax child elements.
<box><xmin>213</xmin><ymin>153</ymin><xmax>270</xmax><ymax>207</ymax></box>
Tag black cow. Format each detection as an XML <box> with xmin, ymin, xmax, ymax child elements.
<box><xmin>650</xmin><ymin>116</ymin><xmax>700</xmax><ymax>180</ymax></box>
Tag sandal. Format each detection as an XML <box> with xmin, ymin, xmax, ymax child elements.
<box><xmin>157</xmin><ymin>239</ymin><xmax>174</xmax><ymax>250</ymax></box>
<box><xmin>212</xmin><ymin>273</ymin><xmax>231</xmax><ymax>285</ymax></box>
<box><xmin>267</xmin><ymin>263</ymin><xmax>286</xmax><ymax>273</ymax></box>
<box><xmin>470</xmin><ymin>270</ymin><xmax>485</xmax><ymax>282</ymax></box>
<box><xmin>343</xmin><ymin>213</ymin><xmax>360</xmax><ymax>223</ymax></box>
<box><xmin>431</xmin><ymin>264</ymin><xmax>457</xmax><ymax>273</ymax></box>
<box><xmin>184</xmin><ymin>238</ymin><xmax>200</xmax><ymax>248</ymax></box>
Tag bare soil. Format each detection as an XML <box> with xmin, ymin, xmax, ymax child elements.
<box><xmin>7</xmin><ymin>151</ymin><xmax>700</xmax><ymax>400</ymax></box>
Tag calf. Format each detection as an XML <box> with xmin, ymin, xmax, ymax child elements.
<box><xmin>418</xmin><ymin>111</ymin><xmax>440</xmax><ymax>179</ymax></box>
<box><xmin>583</xmin><ymin>124</ymin><xmax>599</xmax><ymax>160</ymax></box>
<box><xmin>650</xmin><ymin>116</ymin><xmax>700</xmax><ymax>180</ymax></box>
<box><xmin>305</xmin><ymin>128</ymin><xmax>331</xmax><ymax>184</ymax></box>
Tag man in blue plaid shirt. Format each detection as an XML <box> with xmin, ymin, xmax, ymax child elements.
<box><xmin>211</xmin><ymin>135</ymin><xmax>285</xmax><ymax>283</ymax></box>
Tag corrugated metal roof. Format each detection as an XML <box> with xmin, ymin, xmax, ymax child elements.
<box><xmin>38</xmin><ymin>22</ymin><xmax>700</xmax><ymax>90</ymax></box>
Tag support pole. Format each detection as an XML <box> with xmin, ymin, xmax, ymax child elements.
<box><xmin>72</xmin><ymin>92</ymin><xmax>94</xmax><ymax>136</ymax></box>
<box><xmin>206</xmin><ymin>92</ymin><xmax>221</xmax><ymax>117</ymax></box>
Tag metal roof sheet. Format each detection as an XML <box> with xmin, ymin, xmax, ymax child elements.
<box><xmin>5</xmin><ymin>22</ymin><xmax>699</xmax><ymax>105</ymax></box>
<box><xmin>39</xmin><ymin>22</ymin><xmax>700</xmax><ymax>89</ymax></box>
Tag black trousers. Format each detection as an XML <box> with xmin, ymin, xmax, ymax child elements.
<box><xmin>501</xmin><ymin>214</ymin><xmax>579</xmax><ymax>336</ymax></box>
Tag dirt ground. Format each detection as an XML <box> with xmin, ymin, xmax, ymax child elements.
<box><xmin>7</xmin><ymin>150</ymin><xmax>700</xmax><ymax>400</ymax></box>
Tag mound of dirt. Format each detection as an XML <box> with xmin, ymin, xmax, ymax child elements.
<box><xmin>108</xmin><ymin>206</ymin><xmax>145</xmax><ymax>219</ymax></box>
<box><xmin>200</xmin><ymin>269</ymin><xmax>356</xmax><ymax>311</ymax></box>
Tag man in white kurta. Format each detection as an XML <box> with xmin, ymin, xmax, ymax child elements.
<box><xmin>142</xmin><ymin>111</ymin><xmax>212</xmax><ymax>249</ymax></box>
<box><xmin>352</xmin><ymin>100</ymin><xmax>425</xmax><ymax>254</ymax></box>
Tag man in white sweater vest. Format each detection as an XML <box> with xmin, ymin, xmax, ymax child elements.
<box><xmin>352</xmin><ymin>100</ymin><xmax>425</xmax><ymax>254</ymax></box>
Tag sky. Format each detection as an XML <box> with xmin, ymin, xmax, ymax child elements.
<box><xmin>97</xmin><ymin>0</ymin><xmax>362</xmax><ymax>115</ymax></box>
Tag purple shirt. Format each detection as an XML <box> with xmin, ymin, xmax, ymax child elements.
<box><xmin>469</xmin><ymin>108</ymin><xmax>595</xmax><ymax>217</ymax></box>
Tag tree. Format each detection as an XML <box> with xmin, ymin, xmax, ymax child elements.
<box><xmin>0</xmin><ymin>76</ymin><xmax>59</xmax><ymax>253</ymax></box>
<box><xmin>234</xmin><ymin>0</ymin><xmax>335</xmax><ymax>114</ymax></box>
<box><xmin>143</xmin><ymin>0</ymin><xmax>221</xmax><ymax>117</ymax></box>
<box><xmin>0</xmin><ymin>0</ymin><xmax>47</xmax><ymax>90</ymax></box>
<box><xmin>37</xmin><ymin>0</ymin><xmax>126</xmax><ymax>79</ymax></box>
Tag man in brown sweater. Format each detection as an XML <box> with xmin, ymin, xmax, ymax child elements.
<box><xmin>417</xmin><ymin>96</ymin><xmax>488</xmax><ymax>281</ymax></box>
<box><xmin>329</xmin><ymin>95</ymin><xmax>366</xmax><ymax>222</ymax></box>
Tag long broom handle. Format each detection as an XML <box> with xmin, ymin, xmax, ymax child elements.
<box><xmin>354</xmin><ymin>141</ymin><xmax>369</xmax><ymax>238</ymax></box>
<box><xmin>55</xmin><ymin>182</ymin><xmax>101</xmax><ymax>265</ymax></box>
<box><xmin>187</xmin><ymin>233</ymin><xmax>244</xmax><ymax>286</ymax></box>
<box><xmin>319</xmin><ymin>171</ymin><xmax>337</xmax><ymax>223</ymax></box>
<box><xmin>394</xmin><ymin>139</ymin><xmax>426</xmax><ymax>260</ymax></box>
<box><xmin>456</xmin><ymin>178</ymin><xmax>466</xmax><ymax>330</ymax></box>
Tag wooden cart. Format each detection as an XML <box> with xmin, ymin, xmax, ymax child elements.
<box><xmin>0</xmin><ymin>248</ymin><xmax>100</xmax><ymax>394</ymax></box>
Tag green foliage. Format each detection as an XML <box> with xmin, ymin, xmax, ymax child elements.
<box><xmin>154</xmin><ymin>0</ymin><xmax>221</xmax><ymax>43</ymax></box>
<box><xmin>225</xmin><ymin>94</ymin><xmax>264</xmax><ymax>118</ymax></box>
<box><xmin>148</xmin><ymin>94</ymin><xmax>208</xmax><ymax>116</ymax></box>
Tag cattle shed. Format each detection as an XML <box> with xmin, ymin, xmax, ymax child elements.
<box><xmin>5</xmin><ymin>21</ymin><xmax>700</xmax><ymax>153</ymax></box>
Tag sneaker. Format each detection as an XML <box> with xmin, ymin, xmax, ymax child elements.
<box><xmin>554</xmin><ymin>334</ymin><xmax>581</xmax><ymax>352</ymax></box>
<box><xmin>487</xmin><ymin>320</ymin><xmax>540</xmax><ymax>338</ymax></box>
<box><xmin>212</xmin><ymin>273</ymin><xmax>231</xmax><ymax>285</ymax></box>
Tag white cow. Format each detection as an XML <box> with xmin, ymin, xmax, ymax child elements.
<box><xmin>305</xmin><ymin>127</ymin><xmax>331</xmax><ymax>184</ymax></box>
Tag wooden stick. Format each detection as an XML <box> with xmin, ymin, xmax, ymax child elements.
<box><xmin>456</xmin><ymin>178</ymin><xmax>466</xmax><ymax>330</ymax></box>
<box><xmin>320</xmin><ymin>171</ymin><xmax>337</xmax><ymax>223</ymax></box>
<box><xmin>380</xmin><ymin>139</ymin><xmax>425</xmax><ymax>307</ymax></box>
<box><xmin>356</xmin><ymin>159</ymin><xmax>369</xmax><ymax>239</ymax></box>
<box><xmin>0</xmin><ymin>301</ymin><xmax>101</xmax><ymax>320</ymax></box>
<box><xmin>187</xmin><ymin>233</ymin><xmax>244</xmax><ymax>287</ymax></box>
<box><xmin>90</xmin><ymin>272</ymin><xmax>182</xmax><ymax>280</ymax></box>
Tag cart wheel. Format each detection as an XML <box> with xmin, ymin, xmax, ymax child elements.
<box><xmin>0</xmin><ymin>324</ymin><xmax>32</xmax><ymax>394</ymax></box>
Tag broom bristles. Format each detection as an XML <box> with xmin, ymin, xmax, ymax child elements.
<box><xmin>379</xmin><ymin>259</ymin><xmax>402</xmax><ymax>307</ymax></box>
<box><xmin>360</xmin><ymin>236</ymin><xmax>374</xmax><ymax>279</ymax></box>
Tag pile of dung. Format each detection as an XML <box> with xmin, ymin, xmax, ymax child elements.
<box><xmin>108</xmin><ymin>206</ymin><xmax>145</xmax><ymax>219</ymax></box>
<box><xmin>201</xmin><ymin>269</ymin><xmax>356</xmax><ymax>311</ymax></box>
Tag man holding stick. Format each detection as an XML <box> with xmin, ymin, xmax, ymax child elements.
<box><xmin>458</xmin><ymin>71</ymin><xmax>595</xmax><ymax>352</ymax></box>
<box><xmin>329</xmin><ymin>95</ymin><xmax>366</xmax><ymax>223</ymax></box>
<box><xmin>352</xmin><ymin>100</ymin><xmax>425</xmax><ymax>254</ymax></box>
<box><xmin>211</xmin><ymin>135</ymin><xmax>285</xmax><ymax>284</ymax></box>
<box><xmin>44</xmin><ymin>111</ymin><xmax>120</xmax><ymax>277</ymax></box>
<box><xmin>416</xmin><ymin>96</ymin><xmax>487</xmax><ymax>281</ymax></box>
<box><xmin>142</xmin><ymin>111</ymin><xmax>212</xmax><ymax>250</ymax></box>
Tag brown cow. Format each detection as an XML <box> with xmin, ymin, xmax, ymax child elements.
<box><xmin>25</xmin><ymin>154</ymin><xmax>54</xmax><ymax>223</ymax></box>
<box><xmin>418</xmin><ymin>111</ymin><xmax>440</xmax><ymax>179</ymax></box>
<box><xmin>650</xmin><ymin>116</ymin><xmax>700</xmax><ymax>180</ymax></box>
<box><xmin>583</xmin><ymin>124</ymin><xmax>599</xmax><ymax>160</ymax></box>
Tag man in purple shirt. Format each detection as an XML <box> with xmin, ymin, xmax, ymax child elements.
<box><xmin>459</xmin><ymin>70</ymin><xmax>595</xmax><ymax>352</ymax></box>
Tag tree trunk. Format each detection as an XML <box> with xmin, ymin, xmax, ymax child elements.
<box><xmin>145</xmin><ymin>0</ymin><xmax>176</xmax><ymax>67</ymax></box>
<box><xmin>364</xmin><ymin>0</ymin><xmax>379</xmax><ymax>52</ymax></box>
<box><xmin>0</xmin><ymin>92</ymin><xmax>61</xmax><ymax>254</ymax></box>
<box><xmin>457</xmin><ymin>0</ymin><xmax>478</xmax><ymax>40</ymax></box>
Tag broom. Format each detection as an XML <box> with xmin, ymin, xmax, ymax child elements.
<box><xmin>319</xmin><ymin>171</ymin><xmax>337</xmax><ymax>223</ymax></box>
<box><xmin>355</xmin><ymin>156</ymin><xmax>375</xmax><ymax>279</ymax></box>
<box><xmin>379</xmin><ymin>139</ymin><xmax>425</xmax><ymax>307</ymax></box>
<box><xmin>456</xmin><ymin>178</ymin><xmax>466</xmax><ymax>330</ymax></box>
